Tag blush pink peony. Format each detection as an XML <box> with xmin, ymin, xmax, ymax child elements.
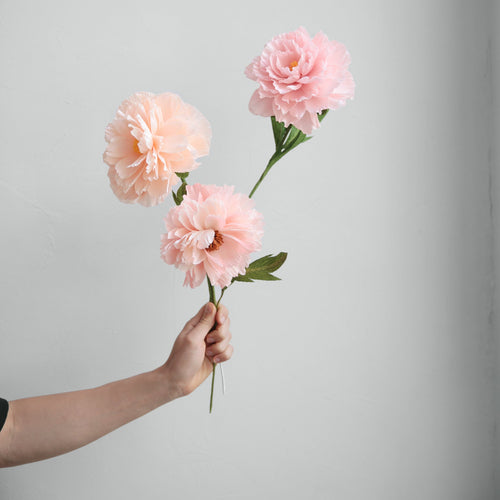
<box><xmin>103</xmin><ymin>92</ymin><xmax>211</xmax><ymax>207</ymax></box>
<box><xmin>160</xmin><ymin>184</ymin><xmax>264</xmax><ymax>288</ymax></box>
<box><xmin>245</xmin><ymin>27</ymin><xmax>355</xmax><ymax>134</ymax></box>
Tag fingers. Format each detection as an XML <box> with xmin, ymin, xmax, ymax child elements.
<box><xmin>216</xmin><ymin>304</ymin><xmax>228</xmax><ymax>326</ymax></box>
<box><xmin>205</xmin><ymin>306</ymin><xmax>233</xmax><ymax>363</ymax></box>
<box><xmin>206</xmin><ymin>316</ymin><xmax>230</xmax><ymax>345</ymax></box>
<box><xmin>212</xmin><ymin>344</ymin><xmax>234</xmax><ymax>364</ymax></box>
<box><xmin>183</xmin><ymin>303</ymin><xmax>216</xmax><ymax>340</ymax></box>
<box><xmin>181</xmin><ymin>302</ymin><xmax>233</xmax><ymax>363</ymax></box>
<box><xmin>205</xmin><ymin>326</ymin><xmax>231</xmax><ymax>357</ymax></box>
<box><xmin>182</xmin><ymin>303</ymin><xmax>207</xmax><ymax>332</ymax></box>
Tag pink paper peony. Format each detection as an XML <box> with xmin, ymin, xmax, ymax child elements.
<box><xmin>160</xmin><ymin>184</ymin><xmax>264</xmax><ymax>288</ymax></box>
<box><xmin>103</xmin><ymin>92</ymin><xmax>211</xmax><ymax>207</ymax></box>
<box><xmin>245</xmin><ymin>27</ymin><xmax>355</xmax><ymax>134</ymax></box>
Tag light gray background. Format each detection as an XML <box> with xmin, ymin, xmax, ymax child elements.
<box><xmin>0</xmin><ymin>0</ymin><xmax>498</xmax><ymax>498</ymax></box>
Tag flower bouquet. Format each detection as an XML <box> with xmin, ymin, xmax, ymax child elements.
<box><xmin>103</xmin><ymin>27</ymin><xmax>354</xmax><ymax>412</ymax></box>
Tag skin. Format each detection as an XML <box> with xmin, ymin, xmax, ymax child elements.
<box><xmin>0</xmin><ymin>302</ymin><xmax>232</xmax><ymax>468</ymax></box>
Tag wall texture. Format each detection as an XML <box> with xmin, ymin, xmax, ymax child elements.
<box><xmin>0</xmin><ymin>1</ymin><xmax>496</xmax><ymax>499</ymax></box>
<box><xmin>492</xmin><ymin>0</ymin><xmax>500</xmax><ymax>494</ymax></box>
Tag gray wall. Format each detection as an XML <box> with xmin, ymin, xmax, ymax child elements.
<box><xmin>493</xmin><ymin>0</ymin><xmax>500</xmax><ymax>495</ymax></box>
<box><xmin>0</xmin><ymin>1</ymin><xmax>496</xmax><ymax>498</ymax></box>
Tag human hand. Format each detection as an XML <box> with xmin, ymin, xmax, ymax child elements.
<box><xmin>161</xmin><ymin>303</ymin><xmax>233</xmax><ymax>398</ymax></box>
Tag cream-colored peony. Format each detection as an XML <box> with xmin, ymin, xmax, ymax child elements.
<box><xmin>103</xmin><ymin>92</ymin><xmax>211</xmax><ymax>207</ymax></box>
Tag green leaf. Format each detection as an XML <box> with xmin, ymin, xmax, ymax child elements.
<box><xmin>284</xmin><ymin>126</ymin><xmax>300</xmax><ymax>145</ymax></box>
<box><xmin>283</xmin><ymin>126</ymin><xmax>308</xmax><ymax>153</ymax></box>
<box><xmin>232</xmin><ymin>274</ymin><xmax>254</xmax><ymax>283</ymax></box>
<box><xmin>318</xmin><ymin>109</ymin><xmax>329</xmax><ymax>123</ymax></box>
<box><xmin>172</xmin><ymin>190</ymin><xmax>180</xmax><ymax>206</ymax></box>
<box><xmin>280</xmin><ymin>111</ymin><xmax>328</xmax><ymax>154</ymax></box>
<box><xmin>250</xmin><ymin>252</ymin><xmax>288</xmax><ymax>273</ymax></box>
<box><xmin>172</xmin><ymin>182</ymin><xmax>187</xmax><ymax>206</ymax></box>
<box><xmin>232</xmin><ymin>252</ymin><xmax>288</xmax><ymax>283</ymax></box>
<box><xmin>271</xmin><ymin>116</ymin><xmax>286</xmax><ymax>148</ymax></box>
<box><xmin>271</xmin><ymin>111</ymin><xmax>328</xmax><ymax>159</ymax></box>
<box><xmin>176</xmin><ymin>182</ymin><xmax>187</xmax><ymax>203</ymax></box>
<box><xmin>176</xmin><ymin>172</ymin><xmax>190</xmax><ymax>181</ymax></box>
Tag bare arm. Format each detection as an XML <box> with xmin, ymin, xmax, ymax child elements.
<box><xmin>0</xmin><ymin>302</ymin><xmax>233</xmax><ymax>467</ymax></box>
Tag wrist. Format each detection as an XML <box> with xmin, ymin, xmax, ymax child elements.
<box><xmin>151</xmin><ymin>365</ymin><xmax>184</xmax><ymax>403</ymax></box>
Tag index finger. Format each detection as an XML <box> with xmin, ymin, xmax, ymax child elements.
<box><xmin>216</xmin><ymin>304</ymin><xmax>228</xmax><ymax>325</ymax></box>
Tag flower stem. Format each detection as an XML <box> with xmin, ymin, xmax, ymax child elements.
<box><xmin>249</xmin><ymin>151</ymin><xmax>286</xmax><ymax>199</ymax></box>
<box><xmin>206</xmin><ymin>276</ymin><xmax>217</xmax><ymax>413</ymax></box>
<box><xmin>248</xmin><ymin>121</ymin><xmax>292</xmax><ymax>199</ymax></box>
<box><xmin>207</xmin><ymin>275</ymin><xmax>216</xmax><ymax>306</ymax></box>
<box><xmin>216</xmin><ymin>287</ymin><xmax>226</xmax><ymax>307</ymax></box>
<box><xmin>209</xmin><ymin>362</ymin><xmax>216</xmax><ymax>413</ymax></box>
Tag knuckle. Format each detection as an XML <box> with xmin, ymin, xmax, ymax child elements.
<box><xmin>208</xmin><ymin>332</ymin><xmax>220</xmax><ymax>343</ymax></box>
<box><xmin>184</xmin><ymin>334</ymin><xmax>198</xmax><ymax>348</ymax></box>
<box><xmin>200</xmin><ymin>316</ymin><xmax>213</xmax><ymax>327</ymax></box>
<box><xmin>218</xmin><ymin>327</ymin><xmax>230</xmax><ymax>342</ymax></box>
<box><xmin>217</xmin><ymin>345</ymin><xmax>233</xmax><ymax>362</ymax></box>
<box><xmin>212</xmin><ymin>343</ymin><xmax>224</xmax><ymax>355</ymax></box>
<box><xmin>182</xmin><ymin>319</ymin><xmax>195</xmax><ymax>332</ymax></box>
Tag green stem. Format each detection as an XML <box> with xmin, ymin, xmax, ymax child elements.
<box><xmin>207</xmin><ymin>276</ymin><xmax>216</xmax><ymax>306</ymax></box>
<box><xmin>216</xmin><ymin>287</ymin><xmax>226</xmax><ymax>307</ymax></box>
<box><xmin>248</xmin><ymin>122</ymin><xmax>292</xmax><ymax>199</ymax></box>
<box><xmin>207</xmin><ymin>285</ymin><xmax>228</xmax><ymax>413</ymax></box>
<box><xmin>209</xmin><ymin>362</ymin><xmax>216</xmax><ymax>413</ymax></box>
<box><xmin>206</xmin><ymin>276</ymin><xmax>217</xmax><ymax>413</ymax></box>
<box><xmin>249</xmin><ymin>152</ymin><xmax>283</xmax><ymax>198</ymax></box>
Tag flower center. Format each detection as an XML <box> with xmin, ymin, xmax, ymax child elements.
<box><xmin>207</xmin><ymin>230</ymin><xmax>224</xmax><ymax>252</ymax></box>
<box><xmin>288</xmin><ymin>60</ymin><xmax>298</xmax><ymax>70</ymax></box>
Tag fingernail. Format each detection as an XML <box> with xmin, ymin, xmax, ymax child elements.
<box><xmin>205</xmin><ymin>303</ymin><xmax>213</xmax><ymax>315</ymax></box>
<box><xmin>213</xmin><ymin>357</ymin><xmax>220</xmax><ymax>363</ymax></box>
<box><xmin>206</xmin><ymin>348</ymin><xmax>214</xmax><ymax>356</ymax></box>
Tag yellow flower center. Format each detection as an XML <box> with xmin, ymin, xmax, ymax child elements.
<box><xmin>134</xmin><ymin>141</ymin><xmax>141</xmax><ymax>154</ymax></box>
<box><xmin>207</xmin><ymin>230</ymin><xmax>224</xmax><ymax>252</ymax></box>
<box><xmin>289</xmin><ymin>60</ymin><xmax>298</xmax><ymax>70</ymax></box>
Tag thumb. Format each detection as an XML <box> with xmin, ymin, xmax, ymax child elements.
<box><xmin>188</xmin><ymin>302</ymin><xmax>216</xmax><ymax>340</ymax></box>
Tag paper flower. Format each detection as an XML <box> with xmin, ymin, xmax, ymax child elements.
<box><xmin>245</xmin><ymin>27</ymin><xmax>355</xmax><ymax>134</ymax></box>
<box><xmin>103</xmin><ymin>92</ymin><xmax>211</xmax><ymax>207</ymax></box>
<box><xmin>160</xmin><ymin>184</ymin><xmax>264</xmax><ymax>288</ymax></box>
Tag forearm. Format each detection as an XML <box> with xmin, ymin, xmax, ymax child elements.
<box><xmin>0</xmin><ymin>367</ymin><xmax>177</xmax><ymax>467</ymax></box>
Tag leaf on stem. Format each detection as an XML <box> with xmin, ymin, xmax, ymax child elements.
<box><xmin>172</xmin><ymin>190</ymin><xmax>179</xmax><ymax>205</ymax></box>
<box><xmin>283</xmin><ymin>125</ymin><xmax>309</xmax><ymax>153</ymax></box>
<box><xmin>232</xmin><ymin>252</ymin><xmax>288</xmax><ymax>283</ymax></box>
<box><xmin>318</xmin><ymin>109</ymin><xmax>329</xmax><ymax>123</ymax></box>
<box><xmin>279</xmin><ymin>110</ymin><xmax>328</xmax><ymax>154</ymax></box>
<box><xmin>176</xmin><ymin>172</ymin><xmax>190</xmax><ymax>181</ymax></box>
<box><xmin>172</xmin><ymin>182</ymin><xmax>187</xmax><ymax>205</ymax></box>
<box><xmin>271</xmin><ymin>116</ymin><xmax>287</xmax><ymax>149</ymax></box>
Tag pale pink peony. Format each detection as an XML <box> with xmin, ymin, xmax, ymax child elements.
<box><xmin>160</xmin><ymin>184</ymin><xmax>264</xmax><ymax>288</ymax></box>
<box><xmin>103</xmin><ymin>92</ymin><xmax>211</xmax><ymax>207</ymax></box>
<box><xmin>245</xmin><ymin>27</ymin><xmax>355</xmax><ymax>134</ymax></box>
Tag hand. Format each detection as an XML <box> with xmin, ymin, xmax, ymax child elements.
<box><xmin>161</xmin><ymin>303</ymin><xmax>233</xmax><ymax>398</ymax></box>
